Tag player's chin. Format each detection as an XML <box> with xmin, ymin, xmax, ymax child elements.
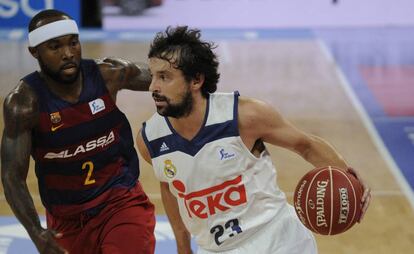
<box><xmin>59</xmin><ymin>69</ymin><xmax>80</xmax><ymax>83</ymax></box>
<box><xmin>60</xmin><ymin>73</ymin><xmax>79</xmax><ymax>84</ymax></box>
<box><xmin>156</xmin><ymin>106</ymin><xmax>167</xmax><ymax>116</ymax></box>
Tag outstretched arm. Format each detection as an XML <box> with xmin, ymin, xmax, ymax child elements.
<box><xmin>136</xmin><ymin>130</ymin><xmax>193</xmax><ymax>254</ymax></box>
<box><xmin>239</xmin><ymin>97</ymin><xmax>347</xmax><ymax>167</ymax></box>
<box><xmin>238</xmin><ymin>97</ymin><xmax>371</xmax><ymax>221</ymax></box>
<box><xmin>98</xmin><ymin>57</ymin><xmax>151</xmax><ymax>98</ymax></box>
<box><xmin>1</xmin><ymin>83</ymin><xmax>67</xmax><ymax>254</ymax></box>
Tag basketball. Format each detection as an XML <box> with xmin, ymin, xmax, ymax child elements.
<box><xmin>293</xmin><ymin>166</ymin><xmax>363</xmax><ymax>235</ymax></box>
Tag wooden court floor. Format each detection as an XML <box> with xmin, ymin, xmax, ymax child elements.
<box><xmin>0</xmin><ymin>39</ymin><xmax>413</xmax><ymax>254</ymax></box>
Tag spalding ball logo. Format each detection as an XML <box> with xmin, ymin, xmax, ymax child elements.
<box><xmin>293</xmin><ymin>166</ymin><xmax>363</xmax><ymax>235</ymax></box>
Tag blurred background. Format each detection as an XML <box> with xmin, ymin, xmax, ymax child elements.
<box><xmin>0</xmin><ymin>0</ymin><xmax>414</xmax><ymax>253</ymax></box>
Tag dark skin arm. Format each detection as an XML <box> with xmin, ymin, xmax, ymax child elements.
<box><xmin>97</xmin><ymin>57</ymin><xmax>151</xmax><ymax>101</ymax></box>
<box><xmin>1</xmin><ymin>82</ymin><xmax>67</xmax><ymax>254</ymax></box>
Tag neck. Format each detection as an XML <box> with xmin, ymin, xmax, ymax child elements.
<box><xmin>169</xmin><ymin>93</ymin><xmax>207</xmax><ymax>140</ymax></box>
<box><xmin>40</xmin><ymin>71</ymin><xmax>83</xmax><ymax>103</ymax></box>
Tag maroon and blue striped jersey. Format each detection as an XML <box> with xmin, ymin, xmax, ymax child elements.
<box><xmin>23</xmin><ymin>59</ymin><xmax>140</xmax><ymax>217</ymax></box>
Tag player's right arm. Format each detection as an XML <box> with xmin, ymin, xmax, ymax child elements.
<box><xmin>1</xmin><ymin>82</ymin><xmax>67</xmax><ymax>254</ymax></box>
<box><xmin>160</xmin><ymin>182</ymin><xmax>193</xmax><ymax>254</ymax></box>
<box><xmin>136</xmin><ymin>130</ymin><xmax>193</xmax><ymax>254</ymax></box>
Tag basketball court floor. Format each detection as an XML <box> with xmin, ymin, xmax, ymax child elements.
<box><xmin>0</xmin><ymin>27</ymin><xmax>413</xmax><ymax>253</ymax></box>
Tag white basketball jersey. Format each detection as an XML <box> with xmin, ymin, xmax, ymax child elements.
<box><xmin>143</xmin><ymin>92</ymin><xmax>288</xmax><ymax>251</ymax></box>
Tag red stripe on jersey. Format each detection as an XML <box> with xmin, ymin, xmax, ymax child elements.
<box><xmin>38</xmin><ymin>94</ymin><xmax>116</xmax><ymax>133</ymax></box>
<box><xmin>44</xmin><ymin>158</ymin><xmax>123</xmax><ymax>190</ymax></box>
<box><xmin>35</xmin><ymin>125</ymin><xmax>121</xmax><ymax>162</ymax></box>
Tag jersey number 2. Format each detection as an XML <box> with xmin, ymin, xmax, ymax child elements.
<box><xmin>82</xmin><ymin>161</ymin><xmax>96</xmax><ymax>185</ymax></box>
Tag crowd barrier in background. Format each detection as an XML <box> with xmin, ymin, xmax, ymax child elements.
<box><xmin>2</xmin><ymin>0</ymin><xmax>414</xmax><ymax>29</ymax></box>
<box><xmin>0</xmin><ymin>0</ymin><xmax>95</xmax><ymax>28</ymax></box>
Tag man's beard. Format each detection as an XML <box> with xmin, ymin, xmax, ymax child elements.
<box><xmin>154</xmin><ymin>89</ymin><xmax>193</xmax><ymax>118</ymax></box>
<box><xmin>38</xmin><ymin>57</ymin><xmax>80</xmax><ymax>85</ymax></box>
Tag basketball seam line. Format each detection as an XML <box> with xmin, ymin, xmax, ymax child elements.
<box><xmin>306</xmin><ymin>168</ymin><xmax>323</xmax><ymax>234</ymax></box>
<box><xmin>329</xmin><ymin>166</ymin><xmax>333</xmax><ymax>235</ymax></box>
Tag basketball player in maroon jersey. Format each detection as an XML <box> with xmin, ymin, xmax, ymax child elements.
<box><xmin>1</xmin><ymin>9</ymin><xmax>155</xmax><ymax>254</ymax></box>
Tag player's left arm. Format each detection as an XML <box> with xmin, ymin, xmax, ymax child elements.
<box><xmin>239</xmin><ymin>97</ymin><xmax>346</xmax><ymax>167</ymax></box>
<box><xmin>98</xmin><ymin>57</ymin><xmax>151</xmax><ymax>96</ymax></box>
<box><xmin>238</xmin><ymin>97</ymin><xmax>371</xmax><ymax>221</ymax></box>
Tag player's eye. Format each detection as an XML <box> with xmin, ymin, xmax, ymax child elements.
<box><xmin>70</xmin><ymin>39</ymin><xmax>79</xmax><ymax>47</ymax></box>
<box><xmin>48</xmin><ymin>43</ymin><xmax>59</xmax><ymax>50</ymax></box>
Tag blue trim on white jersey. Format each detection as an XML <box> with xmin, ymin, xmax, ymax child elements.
<box><xmin>150</xmin><ymin>120</ymin><xmax>238</xmax><ymax>158</ymax></box>
<box><xmin>233</xmin><ymin>91</ymin><xmax>240</xmax><ymax>136</ymax></box>
<box><xmin>141</xmin><ymin>121</ymin><xmax>154</xmax><ymax>158</ymax></box>
<box><xmin>164</xmin><ymin>93</ymin><xmax>210</xmax><ymax>140</ymax></box>
<box><xmin>144</xmin><ymin>92</ymin><xmax>240</xmax><ymax>158</ymax></box>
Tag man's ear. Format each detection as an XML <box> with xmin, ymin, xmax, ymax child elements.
<box><xmin>28</xmin><ymin>47</ymin><xmax>39</xmax><ymax>59</ymax></box>
<box><xmin>191</xmin><ymin>73</ymin><xmax>205</xmax><ymax>90</ymax></box>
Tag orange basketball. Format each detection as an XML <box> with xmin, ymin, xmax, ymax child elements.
<box><xmin>293</xmin><ymin>166</ymin><xmax>363</xmax><ymax>235</ymax></box>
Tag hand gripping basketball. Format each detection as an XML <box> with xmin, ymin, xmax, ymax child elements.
<box><xmin>293</xmin><ymin>166</ymin><xmax>363</xmax><ymax>235</ymax></box>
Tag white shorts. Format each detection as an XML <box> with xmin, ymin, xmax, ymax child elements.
<box><xmin>197</xmin><ymin>205</ymin><xmax>317</xmax><ymax>254</ymax></box>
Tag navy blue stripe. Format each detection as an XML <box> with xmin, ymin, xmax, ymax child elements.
<box><xmin>34</xmin><ymin>109</ymin><xmax>125</xmax><ymax>149</ymax></box>
<box><xmin>40</xmin><ymin>174</ymin><xmax>136</xmax><ymax>206</ymax></box>
<box><xmin>233</xmin><ymin>91</ymin><xmax>240</xmax><ymax>136</ymax></box>
<box><xmin>142</xmin><ymin>122</ymin><xmax>155</xmax><ymax>158</ymax></box>
<box><xmin>147</xmin><ymin>92</ymin><xmax>240</xmax><ymax>158</ymax></box>
<box><xmin>79</xmin><ymin>59</ymin><xmax>108</xmax><ymax>102</ymax></box>
<box><xmin>150</xmin><ymin>120</ymin><xmax>238</xmax><ymax>158</ymax></box>
<box><xmin>163</xmin><ymin>93</ymin><xmax>210</xmax><ymax>144</ymax></box>
<box><xmin>23</xmin><ymin>60</ymin><xmax>107</xmax><ymax>111</ymax></box>
<box><xmin>35</xmin><ymin>136</ymin><xmax>138</xmax><ymax>176</ymax></box>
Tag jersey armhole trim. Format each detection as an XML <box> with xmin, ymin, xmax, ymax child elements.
<box><xmin>233</xmin><ymin>91</ymin><xmax>240</xmax><ymax>137</ymax></box>
<box><xmin>142</xmin><ymin>122</ymin><xmax>155</xmax><ymax>158</ymax></box>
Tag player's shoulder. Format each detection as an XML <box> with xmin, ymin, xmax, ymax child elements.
<box><xmin>144</xmin><ymin>113</ymin><xmax>169</xmax><ymax>134</ymax></box>
<box><xmin>3</xmin><ymin>80</ymin><xmax>39</xmax><ymax>118</ymax></box>
<box><xmin>142</xmin><ymin>113</ymin><xmax>177</xmax><ymax>149</ymax></box>
<box><xmin>238</xmin><ymin>96</ymin><xmax>274</xmax><ymax>119</ymax></box>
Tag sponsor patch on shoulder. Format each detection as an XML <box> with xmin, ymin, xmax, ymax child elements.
<box><xmin>89</xmin><ymin>98</ymin><xmax>106</xmax><ymax>115</ymax></box>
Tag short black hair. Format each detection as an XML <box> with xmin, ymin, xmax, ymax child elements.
<box><xmin>148</xmin><ymin>26</ymin><xmax>220</xmax><ymax>97</ymax></box>
<box><xmin>28</xmin><ymin>9</ymin><xmax>71</xmax><ymax>32</ymax></box>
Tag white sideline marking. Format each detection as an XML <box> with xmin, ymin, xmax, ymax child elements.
<box><xmin>316</xmin><ymin>39</ymin><xmax>414</xmax><ymax>210</ymax></box>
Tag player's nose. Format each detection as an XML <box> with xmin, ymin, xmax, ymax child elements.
<box><xmin>61</xmin><ymin>45</ymin><xmax>74</xmax><ymax>60</ymax></box>
<box><xmin>149</xmin><ymin>79</ymin><xmax>159</xmax><ymax>92</ymax></box>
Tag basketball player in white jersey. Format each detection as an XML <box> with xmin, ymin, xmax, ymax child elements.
<box><xmin>136</xmin><ymin>26</ymin><xmax>371</xmax><ymax>254</ymax></box>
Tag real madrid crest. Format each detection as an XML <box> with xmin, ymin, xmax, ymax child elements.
<box><xmin>164</xmin><ymin>159</ymin><xmax>177</xmax><ymax>178</ymax></box>
<box><xmin>50</xmin><ymin>112</ymin><xmax>61</xmax><ymax>124</ymax></box>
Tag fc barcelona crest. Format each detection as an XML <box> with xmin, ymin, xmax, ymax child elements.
<box><xmin>50</xmin><ymin>112</ymin><xmax>62</xmax><ymax>124</ymax></box>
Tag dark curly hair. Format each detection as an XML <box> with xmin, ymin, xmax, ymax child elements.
<box><xmin>148</xmin><ymin>26</ymin><xmax>220</xmax><ymax>98</ymax></box>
